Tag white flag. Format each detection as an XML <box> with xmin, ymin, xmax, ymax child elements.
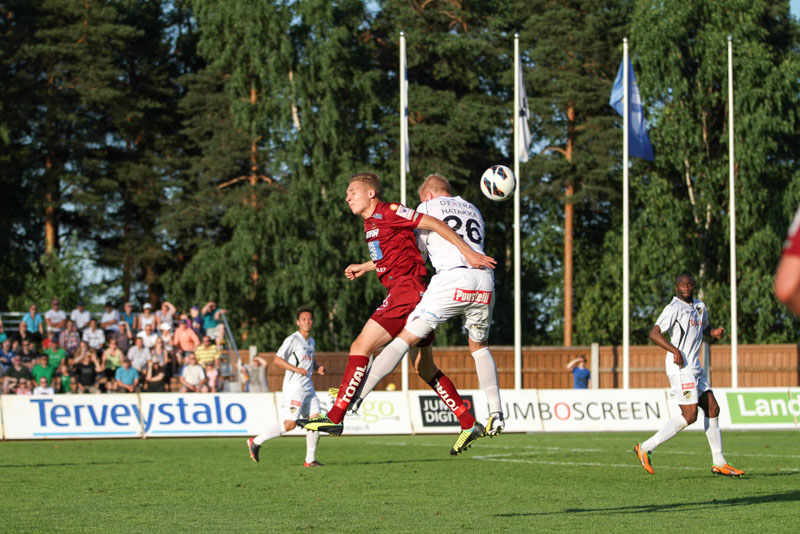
<box><xmin>400</xmin><ymin>38</ymin><xmax>410</xmax><ymax>172</ymax></box>
<box><xmin>516</xmin><ymin>55</ymin><xmax>531</xmax><ymax>163</ymax></box>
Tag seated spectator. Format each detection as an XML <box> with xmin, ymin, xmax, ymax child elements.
<box><xmin>179</xmin><ymin>353</ymin><xmax>206</xmax><ymax>393</ymax></box>
<box><xmin>195</xmin><ymin>336</ymin><xmax>221</xmax><ymax>368</ymax></box>
<box><xmin>82</xmin><ymin>318</ymin><xmax>105</xmax><ymax>351</ymax></box>
<box><xmin>158</xmin><ymin>322</ymin><xmax>174</xmax><ymax>349</ymax></box>
<box><xmin>33</xmin><ymin>376</ymin><xmax>55</xmax><ymax>395</ymax></box>
<box><xmin>189</xmin><ymin>305</ymin><xmax>204</xmax><ymax>337</ymax></box>
<box><xmin>201</xmin><ymin>301</ymin><xmax>227</xmax><ymax>349</ymax></box>
<box><xmin>44</xmin><ymin>338</ymin><xmax>67</xmax><ymax>369</ymax></box>
<box><xmin>70</xmin><ymin>301</ymin><xmax>91</xmax><ymax>332</ymax></box>
<box><xmin>18</xmin><ymin>339</ymin><xmax>38</xmax><ymax>370</ymax></box>
<box><xmin>74</xmin><ymin>349</ymin><xmax>102</xmax><ymax>393</ymax></box>
<box><xmin>150</xmin><ymin>337</ymin><xmax>172</xmax><ymax>390</ymax></box>
<box><xmin>172</xmin><ymin>316</ymin><xmax>200</xmax><ymax>359</ymax></box>
<box><xmin>127</xmin><ymin>337</ymin><xmax>150</xmax><ymax>373</ymax></box>
<box><xmin>11</xmin><ymin>318</ymin><xmax>37</xmax><ymax>347</ymax></box>
<box><xmin>22</xmin><ymin>303</ymin><xmax>45</xmax><ymax>342</ymax></box>
<box><xmin>204</xmin><ymin>362</ymin><xmax>220</xmax><ymax>393</ymax></box>
<box><xmin>31</xmin><ymin>354</ymin><xmax>56</xmax><ymax>388</ymax></box>
<box><xmin>155</xmin><ymin>301</ymin><xmax>176</xmax><ymax>334</ymax></box>
<box><xmin>44</xmin><ymin>298</ymin><xmax>67</xmax><ymax>338</ymax></box>
<box><xmin>137</xmin><ymin>323</ymin><xmax>158</xmax><ymax>351</ymax></box>
<box><xmin>121</xmin><ymin>301</ymin><xmax>138</xmax><ymax>333</ymax></box>
<box><xmin>102</xmin><ymin>339</ymin><xmax>124</xmax><ymax>387</ymax></box>
<box><xmin>58</xmin><ymin>319</ymin><xmax>81</xmax><ymax>356</ymax></box>
<box><xmin>139</xmin><ymin>303</ymin><xmax>156</xmax><ymax>332</ymax></box>
<box><xmin>15</xmin><ymin>377</ymin><xmax>33</xmax><ymax>395</ymax></box>
<box><xmin>144</xmin><ymin>360</ymin><xmax>166</xmax><ymax>392</ymax></box>
<box><xmin>73</xmin><ymin>340</ymin><xmax>92</xmax><ymax>365</ymax></box>
<box><xmin>241</xmin><ymin>355</ymin><xmax>269</xmax><ymax>393</ymax></box>
<box><xmin>0</xmin><ymin>316</ymin><xmax>6</xmax><ymax>343</ymax></box>
<box><xmin>54</xmin><ymin>358</ymin><xmax>75</xmax><ymax>393</ymax></box>
<box><xmin>100</xmin><ymin>302</ymin><xmax>120</xmax><ymax>335</ymax></box>
<box><xmin>114</xmin><ymin>358</ymin><xmax>139</xmax><ymax>393</ymax></box>
<box><xmin>3</xmin><ymin>354</ymin><xmax>32</xmax><ymax>394</ymax></box>
<box><xmin>113</xmin><ymin>321</ymin><xmax>133</xmax><ymax>354</ymax></box>
<box><xmin>0</xmin><ymin>339</ymin><xmax>13</xmax><ymax>374</ymax></box>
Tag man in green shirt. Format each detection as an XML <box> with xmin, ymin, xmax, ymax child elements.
<box><xmin>31</xmin><ymin>355</ymin><xmax>56</xmax><ymax>387</ymax></box>
<box><xmin>44</xmin><ymin>338</ymin><xmax>67</xmax><ymax>369</ymax></box>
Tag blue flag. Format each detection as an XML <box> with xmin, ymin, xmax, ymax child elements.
<box><xmin>609</xmin><ymin>59</ymin><xmax>654</xmax><ymax>161</ymax></box>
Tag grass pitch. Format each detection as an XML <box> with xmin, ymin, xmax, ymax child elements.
<box><xmin>1</xmin><ymin>431</ymin><xmax>798</xmax><ymax>533</ymax></box>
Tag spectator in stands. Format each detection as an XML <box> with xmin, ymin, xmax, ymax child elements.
<box><xmin>33</xmin><ymin>376</ymin><xmax>55</xmax><ymax>395</ymax></box>
<box><xmin>139</xmin><ymin>303</ymin><xmax>156</xmax><ymax>332</ymax></box>
<box><xmin>15</xmin><ymin>377</ymin><xmax>32</xmax><ymax>395</ymax></box>
<box><xmin>121</xmin><ymin>301</ymin><xmax>138</xmax><ymax>333</ymax></box>
<box><xmin>150</xmin><ymin>337</ymin><xmax>172</xmax><ymax>390</ymax></box>
<box><xmin>102</xmin><ymin>339</ymin><xmax>124</xmax><ymax>388</ymax></box>
<box><xmin>173</xmin><ymin>315</ymin><xmax>200</xmax><ymax>360</ymax></box>
<box><xmin>201</xmin><ymin>301</ymin><xmax>227</xmax><ymax>349</ymax></box>
<box><xmin>58</xmin><ymin>319</ymin><xmax>81</xmax><ymax>356</ymax></box>
<box><xmin>242</xmin><ymin>355</ymin><xmax>269</xmax><ymax>393</ymax></box>
<box><xmin>155</xmin><ymin>301</ymin><xmax>176</xmax><ymax>333</ymax></box>
<box><xmin>18</xmin><ymin>339</ymin><xmax>38</xmax><ymax>370</ymax></box>
<box><xmin>144</xmin><ymin>360</ymin><xmax>166</xmax><ymax>392</ymax></box>
<box><xmin>0</xmin><ymin>317</ymin><xmax>6</xmax><ymax>344</ymax></box>
<box><xmin>158</xmin><ymin>322</ymin><xmax>174</xmax><ymax>357</ymax></box>
<box><xmin>10</xmin><ymin>320</ymin><xmax>36</xmax><ymax>348</ymax></box>
<box><xmin>113</xmin><ymin>320</ymin><xmax>133</xmax><ymax>354</ymax></box>
<box><xmin>44</xmin><ymin>298</ymin><xmax>67</xmax><ymax>338</ymax></box>
<box><xmin>100</xmin><ymin>302</ymin><xmax>120</xmax><ymax>336</ymax></box>
<box><xmin>179</xmin><ymin>353</ymin><xmax>207</xmax><ymax>392</ymax></box>
<box><xmin>114</xmin><ymin>358</ymin><xmax>139</xmax><ymax>393</ymax></box>
<box><xmin>195</xmin><ymin>335</ymin><xmax>221</xmax><ymax>368</ymax></box>
<box><xmin>22</xmin><ymin>303</ymin><xmax>45</xmax><ymax>342</ymax></box>
<box><xmin>127</xmin><ymin>336</ymin><xmax>150</xmax><ymax>373</ymax></box>
<box><xmin>70</xmin><ymin>301</ymin><xmax>91</xmax><ymax>332</ymax></box>
<box><xmin>55</xmin><ymin>358</ymin><xmax>76</xmax><ymax>393</ymax></box>
<box><xmin>73</xmin><ymin>341</ymin><xmax>92</xmax><ymax>366</ymax></box>
<box><xmin>31</xmin><ymin>354</ymin><xmax>56</xmax><ymax>389</ymax></box>
<box><xmin>189</xmin><ymin>305</ymin><xmax>204</xmax><ymax>337</ymax></box>
<box><xmin>204</xmin><ymin>362</ymin><xmax>220</xmax><ymax>393</ymax></box>
<box><xmin>44</xmin><ymin>337</ymin><xmax>67</xmax><ymax>369</ymax></box>
<box><xmin>74</xmin><ymin>349</ymin><xmax>102</xmax><ymax>393</ymax></box>
<box><xmin>3</xmin><ymin>355</ymin><xmax>32</xmax><ymax>394</ymax></box>
<box><xmin>137</xmin><ymin>323</ymin><xmax>158</xmax><ymax>351</ymax></box>
<box><xmin>567</xmin><ymin>356</ymin><xmax>591</xmax><ymax>389</ymax></box>
<box><xmin>82</xmin><ymin>318</ymin><xmax>105</xmax><ymax>351</ymax></box>
<box><xmin>0</xmin><ymin>339</ymin><xmax>13</xmax><ymax>374</ymax></box>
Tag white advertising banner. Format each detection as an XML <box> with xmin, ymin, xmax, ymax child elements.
<box><xmin>141</xmin><ymin>393</ymin><xmax>277</xmax><ymax>437</ymax></box>
<box><xmin>408</xmin><ymin>389</ymin><xmax>488</xmax><ymax>434</ymax></box>
<box><xmin>536</xmin><ymin>389</ymin><xmax>670</xmax><ymax>432</ymax></box>
<box><xmin>491</xmin><ymin>389</ymin><xmax>543</xmax><ymax>433</ymax></box>
<box><xmin>2</xmin><ymin>394</ymin><xmax>143</xmax><ymax>439</ymax></box>
<box><xmin>282</xmin><ymin>391</ymin><xmax>413</xmax><ymax>436</ymax></box>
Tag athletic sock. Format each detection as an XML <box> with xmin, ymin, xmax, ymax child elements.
<box><xmin>704</xmin><ymin>416</ymin><xmax>727</xmax><ymax>465</ymax></box>
<box><xmin>327</xmin><ymin>355</ymin><xmax>369</xmax><ymax>423</ymax></box>
<box><xmin>305</xmin><ymin>430</ymin><xmax>320</xmax><ymax>464</ymax></box>
<box><xmin>427</xmin><ymin>370</ymin><xmax>476</xmax><ymax>430</ymax></box>
<box><xmin>471</xmin><ymin>347</ymin><xmax>502</xmax><ymax>415</ymax></box>
<box><xmin>253</xmin><ymin>422</ymin><xmax>284</xmax><ymax>446</ymax></box>
<box><xmin>358</xmin><ymin>338</ymin><xmax>410</xmax><ymax>400</ymax></box>
<box><xmin>641</xmin><ymin>414</ymin><xmax>688</xmax><ymax>453</ymax></box>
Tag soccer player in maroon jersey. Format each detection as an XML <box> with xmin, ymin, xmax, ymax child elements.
<box><xmin>775</xmin><ymin>206</ymin><xmax>800</xmax><ymax>315</ymax></box>
<box><xmin>299</xmin><ymin>172</ymin><xmax>495</xmax><ymax>454</ymax></box>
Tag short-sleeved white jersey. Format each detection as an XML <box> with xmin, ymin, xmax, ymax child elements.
<box><xmin>276</xmin><ymin>332</ymin><xmax>316</xmax><ymax>392</ymax></box>
<box><xmin>415</xmin><ymin>195</ymin><xmax>486</xmax><ymax>272</ymax></box>
<box><xmin>654</xmin><ymin>297</ymin><xmax>709</xmax><ymax>374</ymax></box>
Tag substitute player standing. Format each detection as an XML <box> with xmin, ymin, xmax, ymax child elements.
<box><xmin>299</xmin><ymin>172</ymin><xmax>495</xmax><ymax>453</ymax></box>
<box><xmin>248</xmin><ymin>308</ymin><xmax>326</xmax><ymax>467</ymax></box>
<box><xmin>349</xmin><ymin>174</ymin><xmax>505</xmax><ymax>453</ymax></box>
<box><xmin>633</xmin><ymin>273</ymin><xmax>744</xmax><ymax>477</ymax></box>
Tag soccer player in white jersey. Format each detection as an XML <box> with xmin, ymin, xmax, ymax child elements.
<box><xmin>352</xmin><ymin>174</ymin><xmax>505</xmax><ymax>452</ymax></box>
<box><xmin>248</xmin><ymin>308</ymin><xmax>327</xmax><ymax>467</ymax></box>
<box><xmin>633</xmin><ymin>273</ymin><xmax>744</xmax><ymax>477</ymax></box>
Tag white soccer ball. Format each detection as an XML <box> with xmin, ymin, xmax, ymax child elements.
<box><xmin>480</xmin><ymin>165</ymin><xmax>516</xmax><ymax>202</ymax></box>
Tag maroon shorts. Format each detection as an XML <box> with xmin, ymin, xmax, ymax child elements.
<box><xmin>371</xmin><ymin>276</ymin><xmax>434</xmax><ymax>346</ymax></box>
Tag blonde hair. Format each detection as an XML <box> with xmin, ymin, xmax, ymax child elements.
<box><xmin>418</xmin><ymin>174</ymin><xmax>452</xmax><ymax>197</ymax></box>
<box><xmin>349</xmin><ymin>172</ymin><xmax>383</xmax><ymax>199</ymax></box>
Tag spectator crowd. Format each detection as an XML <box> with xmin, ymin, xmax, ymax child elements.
<box><xmin>0</xmin><ymin>299</ymin><xmax>229</xmax><ymax>395</ymax></box>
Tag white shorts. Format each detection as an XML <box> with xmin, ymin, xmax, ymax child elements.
<box><xmin>279</xmin><ymin>387</ymin><xmax>320</xmax><ymax>422</ymax></box>
<box><xmin>668</xmin><ymin>372</ymin><xmax>711</xmax><ymax>405</ymax></box>
<box><xmin>407</xmin><ymin>268</ymin><xmax>495</xmax><ymax>343</ymax></box>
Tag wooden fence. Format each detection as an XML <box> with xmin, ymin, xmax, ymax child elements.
<box><xmin>245</xmin><ymin>344</ymin><xmax>800</xmax><ymax>392</ymax></box>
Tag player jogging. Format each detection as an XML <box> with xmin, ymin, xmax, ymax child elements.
<box><xmin>248</xmin><ymin>308</ymin><xmax>326</xmax><ymax>467</ymax></box>
<box><xmin>633</xmin><ymin>273</ymin><xmax>744</xmax><ymax>477</ymax></box>
<box><xmin>345</xmin><ymin>174</ymin><xmax>505</xmax><ymax>452</ymax></box>
<box><xmin>298</xmin><ymin>172</ymin><xmax>496</xmax><ymax>455</ymax></box>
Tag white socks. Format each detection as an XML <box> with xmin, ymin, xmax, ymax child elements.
<box><xmin>471</xmin><ymin>347</ymin><xmax>502</xmax><ymax>414</ymax></box>
<box><xmin>305</xmin><ymin>430</ymin><xmax>320</xmax><ymax>464</ymax></box>
<box><xmin>255</xmin><ymin>422</ymin><xmax>321</xmax><ymax>464</ymax></box>
<box><xmin>358</xmin><ymin>337</ymin><xmax>410</xmax><ymax>399</ymax></box>
<box><xmin>704</xmin><ymin>416</ymin><xmax>727</xmax><ymax>465</ymax></box>
<box><xmin>642</xmin><ymin>414</ymin><xmax>688</xmax><ymax>453</ymax></box>
<box><xmin>253</xmin><ymin>422</ymin><xmax>284</xmax><ymax>445</ymax></box>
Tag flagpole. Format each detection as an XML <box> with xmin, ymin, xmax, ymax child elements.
<box><xmin>622</xmin><ymin>38</ymin><xmax>630</xmax><ymax>390</ymax></box>
<box><xmin>728</xmin><ymin>35</ymin><xmax>738</xmax><ymax>388</ymax></box>
<box><xmin>513</xmin><ymin>34</ymin><xmax>522</xmax><ymax>390</ymax></box>
<box><xmin>399</xmin><ymin>31</ymin><xmax>409</xmax><ymax>392</ymax></box>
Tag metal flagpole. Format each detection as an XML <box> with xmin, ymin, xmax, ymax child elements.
<box><xmin>728</xmin><ymin>36</ymin><xmax>738</xmax><ymax>388</ymax></box>
<box><xmin>622</xmin><ymin>38</ymin><xmax>630</xmax><ymax>390</ymax></box>
<box><xmin>400</xmin><ymin>31</ymin><xmax>409</xmax><ymax>392</ymax></box>
<box><xmin>514</xmin><ymin>34</ymin><xmax>522</xmax><ymax>390</ymax></box>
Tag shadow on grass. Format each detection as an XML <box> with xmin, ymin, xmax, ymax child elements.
<box><xmin>495</xmin><ymin>490</ymin><xmax>800</xmax><ymax>517</ymax></box>
<box><xmin>0</xmin><ymin>460</ymin><xmax>155</xmax><ymax>469</ymax></box>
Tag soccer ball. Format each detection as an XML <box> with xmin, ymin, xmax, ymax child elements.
<box><xmin>480</xmin><ymin>165</ymin><xmax>516</xmax><ymax>202</ymax></box>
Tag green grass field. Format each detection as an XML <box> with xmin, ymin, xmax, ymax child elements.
<box><xmin>1</xmin><ymin>431</ymin><xmax>798</xmax><ymax>533</ymax></box>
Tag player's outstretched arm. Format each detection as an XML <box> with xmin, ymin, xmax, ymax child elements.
<box><xmin>417</xmin><ymin>214</ymin><xmax>496</xmax><ymax>269</ymax></box>
<box><xmin>649</xmin><ymin>324</ymin><xmax>683</xmax><ymax>368</ymax></box>
<box><xmin>344</xmin><ymin>261</ymin><xmax>376</xmax><ymax>280</ymax></box>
